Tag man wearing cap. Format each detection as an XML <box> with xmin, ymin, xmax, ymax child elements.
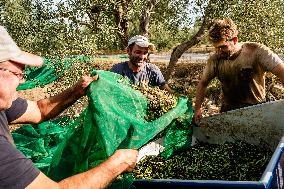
<box><xmin>0</xmin><ymin>25</ymin><xmax>138</xmax><ymax>189</ymax></box>
<box><xmin>193</xmin><ymin>18</ymin><xmax>284</xmax><ymax>123</ymax></box>
<box><xmin>110</xmin><ymin>35</ymin><xmax>173</xmax><ymax>93</ymax></box>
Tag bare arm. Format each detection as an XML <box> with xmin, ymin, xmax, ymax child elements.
<box><xmin>12</xmin><ymin>75</ymin><xmax>98</xmax><ymax>124</ymax></box>
<box><xmin>271</xmin><ymin>63</ymin><xmax>284</xmax><ymax>86</ymax></box>
<box><xmin>193</xmin><ymin>76</ymin><xmax>210</xmax><ymax>124</ymax></box>
<box><xmin>26</xmin><ymin>149</ymin><xmax>138</xmax><ymax>189</ymax></box>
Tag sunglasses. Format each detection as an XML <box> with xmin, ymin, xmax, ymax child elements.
<box><xmin>0</xmin><ymin>67</ymin><xmax>26</xmax><ymax>80</ymax></box>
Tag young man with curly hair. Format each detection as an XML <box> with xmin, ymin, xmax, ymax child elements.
<box><xmin>193</xmin><ymin>18</ymin><xmax>284</xmax><ymax>123</ymax></box>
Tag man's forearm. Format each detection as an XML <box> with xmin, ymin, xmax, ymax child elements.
<box><xmin>271</xmin><ymin>63</ymin><xmax>284</xmax><ymax>86</ymax></box>
<box><xmin>37</xmin><ymin>85</ymin><xmax>83</xmax><ymax>121</ymax></box>
<box><xmin>195</xmin><ymin>82</ymin><xmax>207</xmax><ymax>111</ymax></box>
<box><xmin>58</xmin><ymin>153</ymin><xmax>128</xmax><ymax>189</ymax></box>
<box><xmin>26</xmin><ymin>149</ymin><xmax>138</xmax><ymax>189</ymax></box>
<box><xmin>36</xmin><ymin>75</ymin><xmax>97</xmax><ymax>122</ymax></box>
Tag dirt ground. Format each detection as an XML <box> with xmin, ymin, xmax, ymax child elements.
<box><xmin>16</xmin><ymin>59</ymin><xmax>284</xmax><ymax>130</ymax></box>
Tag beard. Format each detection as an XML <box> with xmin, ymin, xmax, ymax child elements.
<box><xmin>129</xmin><ymin>55</ymin><xmax>145</xmax><ymax>67</ymax></box>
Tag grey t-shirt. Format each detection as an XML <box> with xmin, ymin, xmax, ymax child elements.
<box><xmin>110</xmin><ymin>61</ymin><xmax>166</xmax><ymax>87</ymax></box>
<box><xmin>0</xmin><ymin>98</ymin><xmax>40</xmax><ymax>189</ymax></box>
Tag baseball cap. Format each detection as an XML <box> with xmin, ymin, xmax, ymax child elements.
<box><xmin>127</xmin><ymin>35</ymin><xmax>155</xmax><ymax>51</ymax></box>
<box><xmin>0</xmin><ymin>26</ymin><xmax>43</xmax><ymax>67</ymax></box>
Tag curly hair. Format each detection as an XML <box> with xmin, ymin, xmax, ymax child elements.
<box><xmin>208</xmin><ymin>18</ymin><xmax>238</xmax><ymax>43</ymax></box>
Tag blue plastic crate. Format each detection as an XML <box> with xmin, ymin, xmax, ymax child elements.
<box><xmin>132</xmin><ymin>137</ymin><xmax>284</xmax><ymax>189</ymax></box>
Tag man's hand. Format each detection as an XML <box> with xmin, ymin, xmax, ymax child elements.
<box><xmin>73</xmin><ymin>75</ymin><xmax>99</xmax><ymax>96</ymax></box>
<box><xmin>160</xmin><ymin>84</ymin><xmax>174</xmax><ymax>94</ymax></box>
<box><xmin>193</xmin><ymin>108</ymin><xmax>202</xmax><ymax>125</ymax></box>
<box><xmin>110</xmin><ymin>149</ymin><xmax>139</xmax><ymax>173</ymax></box>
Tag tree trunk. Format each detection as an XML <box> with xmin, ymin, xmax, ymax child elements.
<box><xmin>164</xmin><ymin>17</ymin><xmax>208</xmax><ymax>81</ymax></box>
<box><xmin>120</xmin><ymin>0</ymin><xmax>132</xmax><ymax>46</ymax></box>
<box><xmin>140</xmin><ymin>0</ymin><xmax>158</xmax><ymax>37</ymax></box>
<box><xmin>113</xmin><ymin>0</ymin><xmax>132</xmax><ymax>47</ymax></box>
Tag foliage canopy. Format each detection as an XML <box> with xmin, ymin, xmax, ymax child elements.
<box><xmin>0</xmin><ymin>0</ymin><xmax>283</xmax><ymax>55</ymax></box>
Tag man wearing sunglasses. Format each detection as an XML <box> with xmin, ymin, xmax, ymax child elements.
<box><xmin>193</xmin><ymin>18</ymin><xmax>284</xmax><ymax>124</ymax></box>
<box><xmin>0</xmin><ymin>26</ymin><xmax>138</xmax><ymax>189</ymax></box>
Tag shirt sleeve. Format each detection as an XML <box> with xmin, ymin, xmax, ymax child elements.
<box><xmin>151</xmin><ymin>64</ymin><xmax>166</xmax><ymax>86</ymax></box>
<box><xmin>256</xmin><ymin>43</ymin><xmax>283</xmax><ymax>71</ymax></box>
<box><xmin>110</xmin><ymin>63</ymin><xmax>123</xmax><ymax>74</ymax></box>
<box><xmin>0</xmin><ymin>136</ymin><xmax>40</xmax><ymax>189</ymax></box>
<box><xmin>156</xmin><ymin>70</ymin><xmax>166</xmax><ymax>86</ymax></box>
<box><xmin>110</xmin><ymin>64</ymin><xmax>117</xmax><ymax>73</ymax></box>
<box><xmin>202</xmin><ymin>55</ymin><xmax>217</xmax><ymax>82</ymax></box>
<box><xmin>5</xmin><ymin>98</ymin><xmax>28</xmax><ymax>123</ymax></box>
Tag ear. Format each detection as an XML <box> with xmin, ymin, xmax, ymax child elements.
<box><xmin>232</xmin><ymin>37</ymin><xmax>238</xmax><ymax>44</ymax></box>
<box><xmin>126</xmin><ymin>47</ymin><xmax>131</xmax><ymax>55</ymax></box>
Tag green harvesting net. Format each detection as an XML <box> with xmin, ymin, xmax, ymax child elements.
<box><xmin>12</xmin><ymin>58</ymin><xmax>193</xmax><ymax>188</ymax></box>
<box><xmin>17</xmin><ymin>55</ymin><xmax>94</xmax><ymax>90</ymax></box>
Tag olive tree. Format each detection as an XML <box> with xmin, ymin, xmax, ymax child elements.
<box><xmin>165</xmin><ymin>0</ymin><xmax>284</xmax><ymax>81</ymax></box>
<box><xmin>2</xmin><ymin>0</ymin><xmax>282</xmax><ymax>57</ymax></box>
<box><xmin>129</xmin><ymin>0</ymin><xmax>194</xmax><ymax>50</ymax></box>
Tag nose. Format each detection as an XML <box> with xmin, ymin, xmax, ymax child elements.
<box><xmin>139</xmin><ymin>53</ymin><xmax>147</xmax><ymax>60</ymax></box>
<box><xmin>216</xmin><ymin>47</ymin><xmax>222</xmax><ymax>52</ymax></box>
<box><xmin>216</xmin><ymin>47</ymin><xmax>226</xmax><ymax>54</ymax></box>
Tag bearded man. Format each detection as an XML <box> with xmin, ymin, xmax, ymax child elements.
<box><xmin>110</xmin><ymin>35</ymin><xmax>173</xmax><ymax>93</ymax></box>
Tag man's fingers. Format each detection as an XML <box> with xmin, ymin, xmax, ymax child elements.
<box><xmin>92</xmin><ymin>74</ymin><xmax>99</xmax><ymax>81</ymax></box>
<box><xmin>82</xmin><ymin>75</ymin><xmax>99</xmax><ymax>87</ymax></box>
